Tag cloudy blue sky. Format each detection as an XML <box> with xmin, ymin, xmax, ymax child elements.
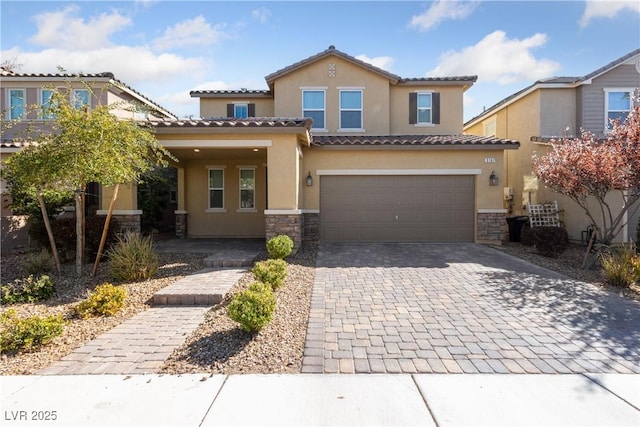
<box><xmin>2</xmin><ymin>1</ymin><xmax>639</xmax><ymax>121</ymax></box>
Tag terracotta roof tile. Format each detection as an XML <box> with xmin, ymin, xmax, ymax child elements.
<box><xmin>312</xmin><ymin>134</ymin><xmax>519</xmax><ymax>148</ymax></box>
<box><xmin>147</xmin><ymin>117</ymin><xmax>313</xmax><ymax>129</ymax></box>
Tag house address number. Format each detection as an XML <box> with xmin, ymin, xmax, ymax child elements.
<box><xmin>484</xmin><ymin>157</ymin><xmax>496</xmax><ymax>163</ymax></box>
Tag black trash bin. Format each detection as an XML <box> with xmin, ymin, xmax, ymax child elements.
<box><xmin>506</xmin><ymin>215</ymin><xmax>530</xmax><ymax>242</ymax></box>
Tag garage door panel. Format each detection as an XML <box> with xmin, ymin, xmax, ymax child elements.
<box><xmin>320</xmin><ymin>175</ymin><xmax>474</xmax><ymax>242</ymax></box>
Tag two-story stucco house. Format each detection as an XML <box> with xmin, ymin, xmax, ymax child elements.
<box><xmin>147</xmin><ymin>46</ymin><xmax>519</xmax><ymax>247</ymax></box>
<box><xmin>0</xmin><ymin>68</ymin><xmax>176</xmax><ymax>251</ymax></box>
<box><xmin>464</xmin><ymin>49</ymin><xmax>640</xmax><ymax>243</ymax></box>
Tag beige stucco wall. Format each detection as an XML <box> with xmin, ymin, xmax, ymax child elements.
<box><xmin>300</xmin><ymin>147</ymin><xmax>506</xmax><ymax>212</ymax></box>
<box><xmin>390</xmin><ymin>85</ymin><xmax>464</xmax><ymax>134</ymax></box>
<box><xmin>539</xmin><ymin>89</ymin><xmax>577</xmax><ymax>137</ymax></box>
<box><xmin>199</xmin><ymin>98</ymin><xmax>274</xmax><ymax>118</ymax></box>
<box><xmin>271</xmin><ymin>56</ymin><xmax>391</xmax><ymax>135</ymax></box>
<box><xmin>266</xmin><ymin>136</ymin><xmax>300</xmax><ymax>210</ymax></box>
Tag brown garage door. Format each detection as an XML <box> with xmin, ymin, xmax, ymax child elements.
<box><xmin>320</xmin><ymin>175</ymin><xmax>474</xmax><ymax>242</ymax></box>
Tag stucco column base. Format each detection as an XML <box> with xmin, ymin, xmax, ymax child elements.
<box><xmin>477</xmin><ymin>211</ymin><xmax>507</xmax><ymax>244</ymax></box>
<box><xmin>265</xmin><ymin>212</ymin><xmax>302</xmax><ymax>251</ymax></box>
<box><xmin>175</xmin><ymin>211</ymin><xmax>188</xmax><ymax>238</ymax></box>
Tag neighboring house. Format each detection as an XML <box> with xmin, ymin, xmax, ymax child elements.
<box><xmin>464</xmin><ymin>49</ymin><xmax>640</xmax><ymax>243</ymax></box>
<box><xmin>0</xmin><ymin>68</ymin><xmax>176</xmax><ymax>251</ymax></box>
<box><xmin>145</xmin><ymin>45</ymin><xmax>519</xmax><ymax>246</ymax></box>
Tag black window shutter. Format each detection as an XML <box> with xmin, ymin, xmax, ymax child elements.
<box><xmin>226</xmin><ymin>104</ymin><xmax>234</xmax><ymax>117</ymax></box>
<box><xmin>409</xmin><ymin>93</ymin><xmax>417</xmax><ymax>124</ymax></box>
<box><xmin>432</xmin><ymin>92</ymin><xmax>440</xmax><ymax>125</ymax></box>
<box><xmin>248</xmin><ymin>103</ymin><xmax>256</xmax><ymax>117</ymax></box>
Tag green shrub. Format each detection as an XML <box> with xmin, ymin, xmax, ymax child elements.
<box><xmin>21</xmin><ymin>249</ymin><xmax>53</xmax><ymax>275</ymax></box>
<box><xmin>266</xmin><ymin>235</ymin><xmax>294</xmax><ymax>259</ymax></box>
<box><xmin>0</xmin><ymin>309</ymin><xmax>64</xmax><ymax>353</ymax></box>
<box><xmin>600</xmin><ymin>243</ymin><xmax>640</xmax><ymax>288</ymax></box>
<box><xmin>108</xmin><ymin>232</ymin><xmax>158</xmax><ymax>282</ymax></box>
<box><xmin>531</xmin><ymin>226</ymin><xmax>569</xmax><ymax>257</ymax></box>
<box><xmin>1</xmin><ymin>275</ymin><xmax>55</xmax><ymax>305</ymax></box>
<box><xmin>227</xmin><ymin>282</ymin><xmax>276</xmax><ymax>332</ymax></box>
<box><xmin>76</xmin><ymin>283</ymin><xmax>127</xmax><ymax>318</ymax></box>
<box><xmin>251</xmin><ymin>259</ymin><xmax>287</xmax><ymax>290</ymax></box>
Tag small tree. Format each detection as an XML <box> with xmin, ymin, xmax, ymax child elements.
<box><xmin>533</xmin><ymin>102</ymin><xmax>640</xmax><ymax>266</ymax></box>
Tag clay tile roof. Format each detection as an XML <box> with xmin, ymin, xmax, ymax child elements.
<box><xmin>147</xmin><ymin>117</ymin><xmax>313</xmax><ymax>129</ymax></box>
<box><xmin>312</xmin><ymin>134</ymin><xmax>519</xmax><ymax>149</ymax></box>
<box><xmin>0</xmin><ymin>139</ymin><xmax>36</xmax><ymax>150</ymax></box>
<box><xmin>400</xmin><ymin>76</ymin><xmax>478</xmax><ymax>84</ymax></box>
<box><xmin>190</xmin><ymin>90</ymin><xmax>272</xmax><ymax>97</ymax></box>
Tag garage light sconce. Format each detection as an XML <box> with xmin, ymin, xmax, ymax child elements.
<box><xmin>306</xmin><ymin>171</ymin><xmax>313</xmax><ymax>187</ymax></box>
<box><xmin>489</xmin><ymin>171</ymin><xmax>499</xmax><ymax>186</ymax></box>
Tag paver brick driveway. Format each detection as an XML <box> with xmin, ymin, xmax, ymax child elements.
<box><xmin>301</xmin><ymin>243</ymin><xmax>640</xmax><ymax>374</ymax></box>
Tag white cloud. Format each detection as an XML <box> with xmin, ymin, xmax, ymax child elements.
<box><xmin>427</xmin><ymin>30</ymin><xmax>560</xmax><ymax>84</ymax></box>
<box><xmin>355</xmin><ymin>54</ymin><xmax>395</xmax><ymax>71</ymax></box>
<box><xmin>29</xmin><ymin>5</ymin><xmax>131</xmax><ymax>51</ymax></box>
<box><xmin>1</xmin><ymin>46</ymin><xmax>208</xmax><ymax>83</ymax></box>
<box><xmin>579</xmin><ymin>0</ymin><xmax>640</xmax><ymax>27</ymax></box>
<box><xmin>409</xmin><ymin>0</ymin><xmax>478</xmax><ymax>31</ymax></box>
<box><xmin>251</xmin><ymin>7</ymin><xmax>271</xmax><ymax>23</ymax></box>
<box><xmin>152</xmin><ymin>16</ymin><xmax>228</xmax><ymax>51</ymax></box>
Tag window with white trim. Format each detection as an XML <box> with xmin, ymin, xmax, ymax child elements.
<box><xmin>302</xmin><ymin>90</ymin><xmax>325</xmax><ymax>129</ymax></box>
<box><xmin>605</xmin><ymin>89</ymin><xmax>632</xmax><ymax>131</ymax></box>
<box><xmin>72</xmin><ymin>89</ymin><xmax>90</xmax><ymax>110</ymax></box>
<box><xmin>41</xmin><ymin>89</ymin><xmax>56</xmax><ymax>119</ymax></box>
<box><xmin>8</xmin><ymin>89</ymin><xmax>25</xmax><ymax>119</ymax></box>
<box><xmin>234</xmin><ymin>103</ymin><xmax>248</xmax><ymax>118</ymax></box>
<box><xmin>417</xmin><ymin>93</ymin><xmax>432</xmax><ymax>124</ymax></box>
<box><xmin>208</xmin><ymin>168</ymin><xmax>224</xmax><ymax>210</ymax></box>
<box><xmin>339</xmin><ymin>89</ymin><xmax>363</xmax><ymax>130</ymax></box>
<box><xmin>239</xmin><ymin>168</ymin><xmax>255</xmax><ymax>209</ymax></box>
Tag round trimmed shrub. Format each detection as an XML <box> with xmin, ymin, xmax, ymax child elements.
<box><xmin>251</xmin><ymin>259</ymin><xmax>287</xmax><ymax>290</ymax></box>
<box><xmin>227</xmin><ymin>282</ymin><xmax>276</xmax><ymax>332</ymax></box>
<box><xmin>532</xmin><ymin>226</ymin><xmax>569</xmax><ymax>257</ymax></box>
<box><xmin>266</xmin><ymin>235</ymin><xmax>294</xmax><ymax>259</ymax></box>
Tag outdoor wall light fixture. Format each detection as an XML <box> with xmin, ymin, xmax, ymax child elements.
<box><xmin>489</xmin><ymin>171</ymin><xmax>499</xmax><ymax>186</ymax></box>
<box><xmin>306</xmin><ymin>171</ymin><xmax>313</xmax><ymax>186</ymax></box>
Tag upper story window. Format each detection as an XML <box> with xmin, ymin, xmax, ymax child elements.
<box><xmin>302</xmin><ymin>89</ymin><xmax>325</xmax><ymax>129</ymax></box>
<box><xmin>605</xmin><ymin>89</ymin><xmax>632</xmax><ymax>131</ymax></box>
<box><xmin>409</xmin><ymin>92</ymin><xmax>440</xmax><ymax>125</ymax></box>
<box><xmin>239</xmin><ymin>167</ymin><xmax>255</xmax><ymax>210</ymax></box>
<box><xmin>41</xmin><ymin>89</ymin><xmax>56</xmax><ymax>119</ymax></box>
<box><xmin>339</xmin><ymin>89</ymin><xmax>363</xmax><ymax>130</ymax></box>
<box><xmin>226</xmin><ymin>103</ymin><xmax>255</xmax><ymax>118</ymax></box>
<box><xmin>8</xmin><ymin>89</ymin><xmax>25</xmax><ymax>120</ymax></box>
<box><xmin>208</xmin><ymin>168</ymin><xmax>225</xmax><ymax>211</ymax></box>
<box><xmin>72</xmin><ymin>89</ymin><xmax>90</xmax><ymax>110</ymax></box>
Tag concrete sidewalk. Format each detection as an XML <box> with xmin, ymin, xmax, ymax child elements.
<box><xmin>2</xmin><ymin>374</ymin><xmax>638</xmax><ymax>426</ymax></box>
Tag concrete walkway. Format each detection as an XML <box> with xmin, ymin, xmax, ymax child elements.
<box><xmin>2</xmin><ymin>373</ymin><xmax>638</xmax><ymax>426</ymax></box>
<box><xmin>303</xmin><ymin>243</ymin><xmax>640</xmax><ymax>374</ymax></box>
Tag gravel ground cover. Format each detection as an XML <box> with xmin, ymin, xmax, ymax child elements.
<box><xmin>0</xmin><ymin>251</ymin><xmax>205</xmax><ymax>375</ymax></box>
<box><xmin>159</xmin><ymin>243</ymin><xmax>316</xmax><ymax>374</ymax></box>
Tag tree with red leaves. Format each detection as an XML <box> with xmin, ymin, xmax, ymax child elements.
<box><xmin>532</xmin><ymin>101</ymin><xmax>640</xmax><ymax>257</ymax></box>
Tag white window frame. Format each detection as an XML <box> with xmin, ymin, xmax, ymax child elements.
<box><xmin>338</xmin><ymin>87</ymin><xmax>364</xmax><ymax>132</ymax></box>
<box><xmin>207</xmin><ymin>166</ymin><xmax>226</xmax><ymax>212</ymax></box>
<box><xmin>7</xmin><ymin>88</ymin><xmax>26</xmax><ymax>120</ymax></box>
<box><xmin>40</xmin><ymin>88</ymin><xmax>56</xmax><ymax>120</ymax></box>
<box><xmin>234</xmin><ymin>103</ymin><xmax>249</xmax><ymax>118</ymax></box>
<box><xmin>416</xmin><ymin>92</ymin><xmax>433</xmax><ymax>125</ymax></box>
<box><xmin>301</xmin><ymin>87</ymin><xmax>327</xmax><ymax>131</ymax></box>
<box><xmin>238</xmin><ymin>166</ymin><xmax>256</xmax><ymax>212</ymax></box>
<box><xmin>72</xmin><ymin>88</ymin><xmax>90</xmax><ymax>110</ymax></box>
<box><xmin>604</xmin><ymin>88</ymin><xmax>634</xmax><ymax>132</ymax></box>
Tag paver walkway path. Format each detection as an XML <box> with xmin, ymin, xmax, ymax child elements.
<box><xmin>302</xmin><ymin>243</ymin><xmax>640</xmax><ymax>374</ymax></box>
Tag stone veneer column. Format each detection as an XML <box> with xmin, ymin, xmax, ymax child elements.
<box><xmin>97</xmin><ymin>210</ymin><xmax>142</xmax><ymax>235</ymax></box>
<box><xmin>476</xmin><ymin>210</ymin><xmax>507</xmax><ymax>243</ymax></box>
<box><xmin>175</xmin><ymin>210</ymin><xmax>188</xmax><ymax>238</ymax></box>
<box><xmin>265</xmin><ymin>211</ymin><xmax>302</xmax><ymax>249</ymax></box>
<box><xmin>302</xmin><ymin>212</ymin><xmax>320</xmax><ymax>243</ymax></box>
